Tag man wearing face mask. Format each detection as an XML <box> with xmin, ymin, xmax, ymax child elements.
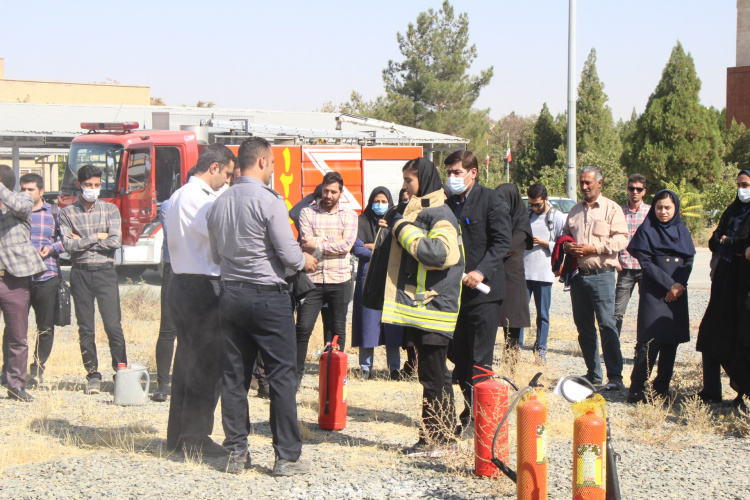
<box><xmin>59</xmin><ymin>164</ymin><xmax>127</xmax><ymax>396</ymax></box>
<box><xmin>445</xmin><ymin>150</ymin><xmax>512</xmax><ymax>435</ymax></box>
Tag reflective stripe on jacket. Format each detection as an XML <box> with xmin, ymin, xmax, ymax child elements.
<box><xmin>380</xmin><ymin>190</ymin><xmax>464</xmax><ymax>337</ymax></box>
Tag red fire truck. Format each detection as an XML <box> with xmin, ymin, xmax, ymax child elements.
<box><xmin>59</xmin><ymin>119</ymin><xmax>447</xmax><ymax>277</ymax></box>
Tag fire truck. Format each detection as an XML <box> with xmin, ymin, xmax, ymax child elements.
<box><xmin>59</xmin><ymin>117</ymin><xmax>456</xmax><ymax>277</ymax></box>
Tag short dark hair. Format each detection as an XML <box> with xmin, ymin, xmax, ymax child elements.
<box><xmin>237</xmin><ymin>137</ymin><xmax>271</xmax><ymax>170</ymax></box>
<box><xmin>77</xmin><ymin>164</ymin><xmax>102</xmax><ymax>183</ymax></box>
<box><xmin>20</xmin><ymin>173</ymin><xmax>44</xmax><ymax>190</ymax></box>
<box><xmin>194</xmin><ymin>143</ymin><xmax>236</xmax><ymax>175</ymax></box>
<box><xmin>322</xmin><ymin>171</ymin><xmax>343</xmax><ymax>190</ymax></box>
<box><xmin>628</xmin><ymin>173</ymin><xmax>647</xmax><ymax>186</ymax></box>
<box><xmin>0</xmin><ymin>165</ymin><xmax>15</xmax><ymax>190</ymax></box>
<box><xmin>527</xmin><ymin>183</ymin><xmax>547</xmax><ymax>200</ymax></box>
<box><xmin>653</xmin><ymin>190</ymin><xmax>675</xmax><ymax>204</ymax></box>
<box><xmin>444</xmin><ymin>150</ymin><xmax>478</xmax><ymax>173</ymax></box>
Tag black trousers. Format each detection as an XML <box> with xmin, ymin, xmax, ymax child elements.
<box><xmin>701</xmin><ymin>352</ymin><xmax>723</xmax><ymax>400</ymax></box>
<box><xmin>295</xmin><ymin>281</ymin><xmax>351</xmax><ymax>383</ymax></box>
<box><xmin>167</xmin><ymin>274</ymin><xmax>222</xmax><ymax>450</ymax></box>
<box><xmin>411</xmin><ymin>330</ymin><xmax>455</xmax><ymax>444</ymax></box>
<box><xmin>29</xmin><ymin>277</ymin><xmax>59</xmax><ymax>377</ymax></box>
<box><xmin>70</xmin><ymin>266</ymin><xmax>127</xmax><ymax>380</ymax></box>
<box><xmin>155</xmin><ymin>263</ymin><xmax>177</xmax><ymax>387</ymax></box>
<box><xmin>629</xmin><ymin>341</ymin><xmax>678</xmax><ymax>396</ymax></box>
<box><xmin>450</xmin><ymin>301</ymin><xmax>502</xmax><ymax>424</ymax></box>
<box><xmin>220</xmin><ymin>283</ymin><xmax>302</xmax><ymax>461</ymax></box>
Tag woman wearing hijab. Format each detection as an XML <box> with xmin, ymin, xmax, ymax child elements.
<box><xmin>351</xmin><ymin>187</ymin><xmax>403</xmax><ymax>380</ymax></box>
<box><xmin>366</xmin><ymin>158</ymin><xmax>464</xmax><ymax>451</ymax></box>
<box><xmin>495</xmin><ymin>183</ymin><xmax>533</xmax><ymax>349</ymax></box>
<box><xmin>699</xmin><ymin>170</ymin><xmax>750</xmax><ymax>407</ymax></box>
<box><xmin>625</xmin><ymin>190</ymin><xmax>695</xmax><ymax>404</ymax></box>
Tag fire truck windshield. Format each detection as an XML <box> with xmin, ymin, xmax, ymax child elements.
<box><xmin>61</xmin><ymin>143</ymin><xmax>124</xmax><ymax>197</ymax></box>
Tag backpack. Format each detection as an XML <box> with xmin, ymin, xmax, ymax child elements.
<box><xmin>528</xmin><ymin>206</ymin><xmax>559</xmax><ymax>242</ymax></box>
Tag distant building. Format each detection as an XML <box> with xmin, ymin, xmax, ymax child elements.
<box><xmin>0</xmin><ymin>58</ymin><xmax>150</xmax><ymax>189</ymax></box>
<box><xmin>728</xmin><ymin>0</ymin><xmax>750</xmax><ymax>128</ymax></box>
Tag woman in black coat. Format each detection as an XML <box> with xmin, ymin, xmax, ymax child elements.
<box><xmin>496</xmin><ymin>184</ymin><xmax>533</xmax><ymax>348</ymax></box>
<box><xmin>697</xmin><ymin>169</ymin><xmax>750</xmax><ymax>405</ymax></box>
<box><xmin>626</xmin><ymin>190</ymin><xmax>695</xmax><ymax>403</ymax></box>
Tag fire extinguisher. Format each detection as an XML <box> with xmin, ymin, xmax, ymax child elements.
<box><xmin>489</xmin><ymin>372</ymin><xmax>545</xmax><ymax>493</ymax></box>
<box><xmin>472</xmin><ymin>367</ymin><xmax>512</xmax><ymax>477</ymax></box>
<box><xmin>516</xmin><ymin>393</ymin><xmax>548</xmax><ymax>500</ymax></box>
<box><xmin>318</xmin><ymin>335</ymin><xmax>347</xmax><ymax>431</ymax></box>
<box><xmin>558</xmin><ymin>375</ymin><xmax>621</xmax><ymax>500</ymax></box>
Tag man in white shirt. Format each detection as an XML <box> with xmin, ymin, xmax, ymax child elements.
<box><xmin>164</xmin><ymin>144</ymin><xmax>235</xmax><ymax>457</ymax></box>
<box><xmin>522</xmin><ymin>183</ymin><xmax>567</xmax><ymax>363</ymax></box>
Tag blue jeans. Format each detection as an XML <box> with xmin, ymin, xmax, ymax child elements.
<box><xmin>359</xmin><ymin>347</ymin><xmax>401</xmax><ymax>371</ymax></box>
<box><xmin>522</xmin><ymin>280</ymin><xmax>552</xmax><ymax>352</ymax></box>
<box><xmin>570</xmin><ymin>271</ymin><xmax>623</xmax><ymax>383</ymax></box>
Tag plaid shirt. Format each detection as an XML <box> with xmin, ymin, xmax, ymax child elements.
<box><xmin>59</xmin><ymin>199</ymin><xmax>122</xmax><ymax>265</ymax></box>
<box><xmin>30</xmin><ymin>202</ymin><xmax>65</xmax><ymax>282</ymax></box>
<box><xmin>299</xmin><ymin>203</ymin><xmax>358</xmax><ymax>284</ymax></box>
<box><xmin>0</xmin><ymin>183</ymin><xmax>47</xmax><ymax>277</ymax></box>
<box><xmin>618</xmin><ymin>202</ymin><xmax>650</xmax><ymax>270</ymax></box>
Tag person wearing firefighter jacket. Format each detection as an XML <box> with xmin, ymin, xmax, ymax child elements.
<box><xmin>366</xmin><ymin>157</ymin><xmax>464</xmax><ymax>452</ymax></box>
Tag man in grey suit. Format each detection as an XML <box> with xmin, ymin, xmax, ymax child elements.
<box><xmin>0</xmin><ymin>165</ymin><xmax>47</xmax><ymax>402</ymax></box>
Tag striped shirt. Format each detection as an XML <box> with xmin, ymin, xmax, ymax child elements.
<box><xmin>30</xmin><ymin>202</ymin><xmax>65</xmax><ymax>282</ymax></box>
<box><xmin>59</xmin><ymin>199</ymin><xmax>122</xmax><ymax>265</ymax></box>
<box><xmin>299</xmin><ymin>203</ymin><xmax>358</xmax><ymax>284</ymax></box>
<box><xmin>618</xmin><ymin>202</ymin><xmax>650</xmax><ymax>270</ymax></box>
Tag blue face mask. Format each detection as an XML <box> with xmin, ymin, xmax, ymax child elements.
<box><xmin>372</xmin><ymin>203</ymin><xmax>388</xmax><ymax>216</ymax></box>
<box><xmin>448</xmin><ymin>175</ymin><xmax>468</xmax><ymax>195</ymax></box>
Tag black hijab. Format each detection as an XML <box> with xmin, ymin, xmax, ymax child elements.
<box><xmin>726</xmin><ymin>169</ymin><xmax>750</xmax><ymax>237</ymax></box>
<box><xmin>628</xmin><ymin>189</ymin><xmax>696</xmax><ymax>258</ymax></box>
<box><xmin>496</xmin><ymin>183</ymin><xmax>533</xmax><ymax>243</ymax></box>
<box><xmin>413</xmin><ymin>157</ymin><xmax>444</xmax><ymax>197</ymax></box>
<box><xmin>358</xmin><ymin>186</ymin><xmax>393</xmax><ymax>244</ymax></box>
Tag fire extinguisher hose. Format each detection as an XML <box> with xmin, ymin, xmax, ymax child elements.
<box><xmin>488</xmin><ymin>372</ymin><xmax>543</xmax><ymax>483</ymax></box>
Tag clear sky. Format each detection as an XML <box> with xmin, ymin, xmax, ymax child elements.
<box><xmin>0</xmin><ymin>0</ymin><xmax>736</xmax><ymax>122</ymax></box>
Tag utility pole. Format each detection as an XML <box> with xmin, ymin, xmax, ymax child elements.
<box><xmin>566</xmin><ymin>0</ymin><xmax>577</xmax><ymax>201</ymax></box>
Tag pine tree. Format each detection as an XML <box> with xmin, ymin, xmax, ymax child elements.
<box><xmin>533</xmin><ymin>103</ymin><xmax>563</xmax><ymax>170</ymax></box>
<box><xmin>624</xmin><ymin>41</ymin><xmax>723</xmax><ymax>189</ymax></box>
<box><xmin>576</xmin><ymin>48</ymin><xmax>622</xmax><ymax>158</ymax></box>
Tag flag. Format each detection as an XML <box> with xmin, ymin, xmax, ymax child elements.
<box><xmin>485</xmin><ymin>154</ymin><xmax>490</xmax><ymax>168</ymax></box>
<box><xmin>506</xmin><ymin>134</ymin><xmax>512</xmax><ymax>163</ymax></box>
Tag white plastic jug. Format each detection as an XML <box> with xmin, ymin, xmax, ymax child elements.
<box><xmin>113</xmin><ymin>363</ymin><xmax>150</xmax><ymax>406</ymax></box>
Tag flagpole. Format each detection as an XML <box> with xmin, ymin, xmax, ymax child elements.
<box><xmin>506</xmin><ymin>132</ymin><xmax>510</xmax><ymax>183</ymax></box>
<box><xmin>486</xmin><ymin>140</ymin><xmax>489</xmax><ymax>183</ymax></box>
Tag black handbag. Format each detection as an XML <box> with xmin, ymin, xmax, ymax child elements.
<box><xmin>54</xmin><ymin>278</ymin><xmax>72</xmax><ymax>327</ymax></box>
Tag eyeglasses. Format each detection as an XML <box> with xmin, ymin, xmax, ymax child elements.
<box><xmin>529</xmin><ymin>202</ymin><xmax>544</xmax><ymax>209</ymax></box>
<box><xmin>627</xmin><ymin>187</ymin><xmax>645</xmax><ymax>193</ymax></box>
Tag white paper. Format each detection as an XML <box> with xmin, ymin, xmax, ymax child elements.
<box><xmin>463</xmin><ymin>273</ymin><xmax>490</xmax><ymax>294</ymax></box>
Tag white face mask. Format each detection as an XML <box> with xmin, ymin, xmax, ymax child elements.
<box><xmin>448</xmin><ymin>175</ymin><xmax>468</xmax><ymax>195</ymax></box>
<box><xmin>739</xmin><ymin>188</ymin><xmax>750</xmax><ymax>204</ymax></box>
<box><xmin>81</xmin><ymin>188</ymin><xmax>100</xmax><ymax>203</ymax></box>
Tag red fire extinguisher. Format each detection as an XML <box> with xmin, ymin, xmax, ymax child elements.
<box><xmin>573</xmin><ymin>409</ymin><xmax>607</xmax><ymax>500</ymax></box>
<box><xmin>516</xmin><ymin>393</ymin><xmax>548</xmax><ymax>500</ymax></box>
<box><xmin>472</xmin><ymin>367</ymin><xmax>510</xmax><ymax>477</ymax></box>
<box><xmin>318</xmin><ymin>335</ymin><xmax>347</xmax><ymax>431</ymax></box>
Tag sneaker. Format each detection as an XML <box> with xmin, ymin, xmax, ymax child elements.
<box><xmin>731</xmin><ymin>395</ymin><xmax>748</xmax><ymax>411</ymax></box>
<box><xmin>7</xmin><ymin>387</ymin><xmax>34</xmax><ymax>402</ymax></box>
<box><xmin>581</xmin><ymin>373</ymin><xmax>603</xmax><ymax>386</ymax></box>
<box><xmin>86</xmin><ymin>378</ymin><xmax>101</xmax><ymax>395</ymax></box>
<box><xmin>390</xmin><ymin>369</ymin><xmax>402</xmax><ymax>381</ymax></box>
<box><xmin>0</xmin><ymin>373</ymin><xmax>7</xmax><ymax>387</ymax></box>
<box><xmin>27</xmin><ymin>377</ymin><xmax>39</xmax><ymax>389</ymax></box>
<box><xmin>535</xmin><ymin>352</ymin><xmax>547</xmax><ymax>365</ymax></box>
<box><xmin>358</xmin><ymin>369</ymin><xmax>371</xmax><ymax>381</ymax></box>
<box><xmin>696</xmin><ymin>391</ymin><xmax>722</xmax><ymax>405</ymax></box>
<box><xmin>604</xmin><ymin>379</ymin><xmax>625</xmax><ymax>392</ymax></box>
<box><xmin>226</xmin><ymin>451</ymin><xmax>251</xmax><ymax>474</ymax></box>
<box><xmin>272</xmin><ymin>457</ymin><xmax>311</xmax><ymax>476</ymax></box>
<box><xmin>256</xmin><ymin>384</ymin><xmax>270</xmax><ymax>400</ymax></box>
<box><xmin>151</xmin><ymin>384</ymin><xmax>169</xmax><ymax>402</ymax></box>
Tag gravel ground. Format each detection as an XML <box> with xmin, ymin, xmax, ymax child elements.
<box><xmin>1</xmin><ymin>269</ymin><xmax>749</xmax><ymax>499</ymax></box>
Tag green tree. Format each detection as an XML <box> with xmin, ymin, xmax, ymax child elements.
<box><xmin>576</xmin><ymin>48</ymin><xmax>622</xmax><ymax>159</ymax></box>
<box><xmin>623</xmin><ymin>41</ymin><xmax>723</xmax><ymax>189</ymax></box>
<box><xmin>703</xmin><ymin>161</ymin><xmax>740</xmax><ymax>224</ymax></box>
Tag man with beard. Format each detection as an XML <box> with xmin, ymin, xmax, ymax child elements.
<box><xmin>295</xmin><ymin>171</ymin><xmax>357</xmax><ymax>387</ymax></box>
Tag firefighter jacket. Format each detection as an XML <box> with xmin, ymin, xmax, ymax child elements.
<box><xmin>380</xmin><ymin>189</ymin><xmax>464</xmax><ymax>337</ymax></box>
